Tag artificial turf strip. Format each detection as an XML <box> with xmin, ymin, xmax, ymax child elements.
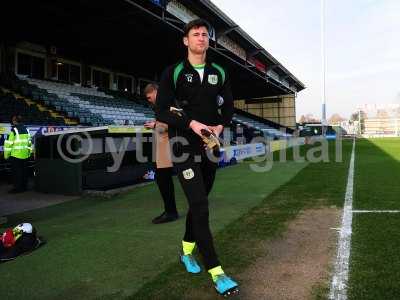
<box><xmin>130</xmin><ymin>140</ymin><xmax>353</xmax><ymax>300</ymax></box>
<box><xmin>348</xmin><ymin>138</ymin><xmax>400</xmax><ymax>300</ymax></box>
<box><xmin>353</xmin><ymin>138</ymin><xmax>400</xmax><ymax>210</ymax></box>
<box><xmin>0</xmin><ymin>158</ymin><xmax>307</xmax><ymax>299</ymax></box>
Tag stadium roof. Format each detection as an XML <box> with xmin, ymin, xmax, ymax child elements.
<box><xmin>196</xmin><ymin>0</ymin><xmax>305</xmax><ymax>88</ymax></box>
<box><xmin>3</xmin><ymin>0</ymin><xmax>305</xmax><ymax>99</ymax></box>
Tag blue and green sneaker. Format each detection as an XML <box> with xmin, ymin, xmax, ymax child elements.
<box><xmin>214</xmin><ymin>274</ymin><xmax>239</xmax><ymax>297</ymax></box>
<box><xmin>180</xmin><ymin>254</ymin><xmax>201</xmax><ymax>274</ymax></box>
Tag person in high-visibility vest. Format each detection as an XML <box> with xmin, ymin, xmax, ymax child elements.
<box><xmin>4</xmin><ymin>115</ymin><xmax>32</xmax><ymax>193</ymax></box>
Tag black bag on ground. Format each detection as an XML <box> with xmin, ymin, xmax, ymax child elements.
<box><xmin>0</xmin><ymin>223</ymin><xmax>45</xmax><ymax>262</ymax></box>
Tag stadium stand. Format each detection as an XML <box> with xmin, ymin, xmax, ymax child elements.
<box><xmin>1</xmin><ymin>0</ymin><xmax>306</xmax><ymax>132</ymax></box>
<box><xmin>3</xmin><ymin>73</ymin><xmax>290</xmax><ymax>138</ymax></box>
<box><xmin>25</xmin><ymin>77</ymin><xmax>154</xmax><ymax>126</ymax></box>
<box><xmin>2</xmin><ymin>72</ymin><xmax>292</xmax><ymax>140</ymax></box>
<box><xmin>27</xmin><ymin>79</ymin><xmax>154</xmax><ymax>126</ymax></box>
<box><xmin>0</xmin><ymin>82</ymin><xmax>66</xmax><ymax>126</ymax></box>
<box><xmin>1</xmin><ymin>74</ymin><xmax>154</xmax><ymax>127</ymax></box>
<box><xmin>0</xmin><ymin>0</ymin><xmax>306</xmax><ymax>191</ymax></box>
<box><xmin>232</xmin><ymin>108</ymin><xmax>294</xmax><ymax>140</ymax></box>
<box><xmin>232</xmin><ymin>114</ymin><xmax>292</xmax><ymax>140</ymax></box>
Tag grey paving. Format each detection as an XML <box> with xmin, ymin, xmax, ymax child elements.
<box><xmin>0</xmin><ymin>181</ymin><xmax>78</xmax><ymax>216</ymax></box>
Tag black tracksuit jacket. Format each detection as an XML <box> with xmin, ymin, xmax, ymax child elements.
<box><xmin>155</xmin><ymin>58</ymin><xmax>234</xmax><ymax>133</ymax></box>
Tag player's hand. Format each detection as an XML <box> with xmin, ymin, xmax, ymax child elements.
<box><xmin>144</xmin><ymin>121</ymin><xmax>156</xmax><ymax>129</ymax></box>
<box><xmin>189</xmin><ymin>120</ymin><xmax>211</xmax><ymax>137</ymax></box>
<box><xmin>208</xmin><ymin>125</ymin><xmax>224</xmax><ymax>137</ymax></box>
<box><xmin>200</xmin><ymin>129</ymin><xmax>221</xmax><ymax>150</ymax></box>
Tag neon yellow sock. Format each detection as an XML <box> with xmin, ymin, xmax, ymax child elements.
<box><xmin>208</xmin><ymin>266</ymin><xmax>225</xmax><ymax>282</ymax></box>
<box><xmin>182</xmin><ymin>241</ymin><xmax>196</xmax><ymax>255</ymax></box>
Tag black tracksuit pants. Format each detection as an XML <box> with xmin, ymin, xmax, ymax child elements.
<box><xmin>10</xmin><ymin>157</ymin><xmax>29</xmax><ymax>191</ymax></box>
<box><xmin>172</xmin><ymin>131</ymin><xmax>220</xmax><ymax>270</ymax></box>
<box><xmin>155</xmin><ymin>167</ymin><xmax>178</xmax><ymax>215</ymax></box>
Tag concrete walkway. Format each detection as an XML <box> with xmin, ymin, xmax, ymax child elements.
<box><xmin>0</xmin><ymin>180</ymin><xmax>79</xmax><ymax>217</ymax></box>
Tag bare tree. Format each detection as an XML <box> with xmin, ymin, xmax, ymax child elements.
<box><xmin>328</xmin><ymin>113</ymin><xmax>346</xmax><ymax>125</ymax></box>
<box><xmin>298</xmin><ymin>114</ymin><xmax>320</xmax><ymax>123</ymax></box>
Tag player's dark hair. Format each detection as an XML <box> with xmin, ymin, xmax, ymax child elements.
<box><xmin>183</xmin><ymin>19</ymin><xmax>210</xmax><ymax>37</ymax></box>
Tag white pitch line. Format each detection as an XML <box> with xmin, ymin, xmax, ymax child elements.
<box><xmin>329</xmin><ymin>139</ymin><xmax>356</xmax><ymax>300</ymax></box>
<box><xmin>352</xmin><ymin>210</ymin><xmax>400</xmax><ymax>213</ymax></box>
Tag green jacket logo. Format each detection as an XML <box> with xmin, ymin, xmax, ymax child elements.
<box><xmin>208</xmin><ymin>74</ymin><xmax>218</xmax><ymax>85</ymax></box>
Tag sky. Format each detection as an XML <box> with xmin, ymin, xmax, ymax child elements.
<box><xmin>211</xmin><ymin>0</ymin><xmax>400</xmax><ymax>120</ymax></box>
